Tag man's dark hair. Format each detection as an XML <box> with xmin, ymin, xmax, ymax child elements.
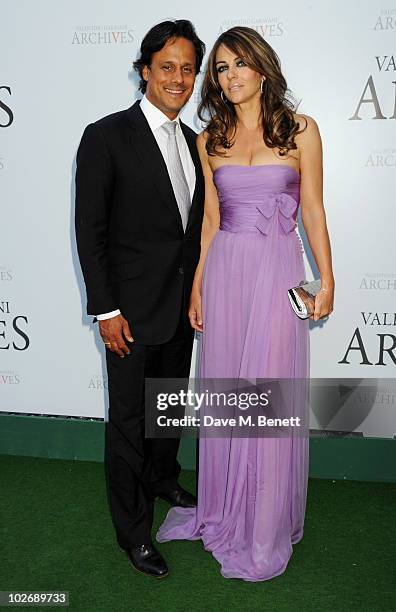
<box><xmin>133</xmin><ymin>20</ymin><xmax>206</xmax><ymax>93</ymax></box>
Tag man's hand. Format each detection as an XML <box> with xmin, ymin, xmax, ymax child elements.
<box><xmin>99</xmin><ymin>314</ymin><xmax>134</xmax><ymax>357</ymax></box>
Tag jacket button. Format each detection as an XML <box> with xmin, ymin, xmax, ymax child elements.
<box><xmin>178</xmin><ymin>266</ymin><xmax>184</xmax><ymax>275</ymax></box>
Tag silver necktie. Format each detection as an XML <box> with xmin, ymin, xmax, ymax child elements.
<box><xmin>162</xmin><ymin>121</ymin><xmax>191</xmax><ymax>231</ymax></box>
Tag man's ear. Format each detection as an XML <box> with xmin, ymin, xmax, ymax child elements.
<box><xmin>142</xmin><ymin>65</ymin><xmax>150</xmax><ymax>82</ymax></box>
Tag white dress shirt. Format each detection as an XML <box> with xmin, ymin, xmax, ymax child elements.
<box><xmin>96</xmin><ymin>95</ymin><xmax>196</xmax><ymax>321</ymax></box>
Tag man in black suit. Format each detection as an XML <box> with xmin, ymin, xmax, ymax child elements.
<box><xmin>75</xmin><ymin>20</ymin><xmax>205</xmax><ymax>578</ymax></box>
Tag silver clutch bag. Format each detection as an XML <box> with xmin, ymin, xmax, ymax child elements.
<box><xmin>288</xmin><ymin>279</ymin><xmax>322</xmax><ymax>319</ymax></box>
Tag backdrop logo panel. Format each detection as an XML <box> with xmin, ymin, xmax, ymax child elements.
<box><xmin>218</xmin><ymin>16</ymin><xmax>284</xmax><ymax>37</ymax></box>
<box><xmin>0</xmin><ymin>268</ymin><xmax>12</xmax><ymax>282</ymax></box>
<box><xmin>338</xmin><ymin>311</ymin><xmax>396</xmax><ymax>368</ymax></box>
<box><xmin>0</xmin><ymin>86</ymin><xmax>14</xmax><ymax>128</ymax></box>
<box><xmin>0</xmin><ymin>371</ymin><xmax>21</xmax><ymax>385</ymax></box>
<box><xmin>359</xmin><ymin>272</ymin><xmax>396</xmax><ymax>290</ymax></box>
<box><xmin>365</xmin><ymin>148</ymin><xmax>396</xmax><ymax>167</ymax></box>
<box><xmin>88</xmin><ymin>375</ymin><xmax>108</xmax><ymax>390</ymax></box>
<box><xmin>72</xmin><ymin>25</ymin><xmax>134</xmax><ymax>45</ymax></box>
<box><xmin>373</xmin><ymin>8</ymin><xmax>396</xmax><ymax>30</ymax></box>
<box><xmin>0</xmin><ymin>301</ymin><xmax>30</xmax><ymax>352</ymax></box>
<box><xmin>310</xmin><ymin>379</ymin><xmax>396</xmax><ymax>438</ymax></box>
<box><xmin>349</xmin><ymin>56</ymin><xmax>396</xmax><ymax>120</ymax></box>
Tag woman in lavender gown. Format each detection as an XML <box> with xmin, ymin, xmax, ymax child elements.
<box><xmin>157</xmin><ymin>27</ymin><xmax>334</xmax><ymax>581</ymax></box>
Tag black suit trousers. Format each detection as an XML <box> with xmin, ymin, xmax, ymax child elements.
<box><xmin>104</xmin><ymin>308</ymin><xmax>194</xmax><ymax>549</ymax></box>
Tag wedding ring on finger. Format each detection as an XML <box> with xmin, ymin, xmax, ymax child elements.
<box><xmin>104</xmin><ymin>342</ymin><xmax>111</xmax><ymax>346</ymax></box>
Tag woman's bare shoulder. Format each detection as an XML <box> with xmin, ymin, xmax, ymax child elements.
<box><xmin>197</xmin><ymin>129</ymin><xmax>211</xmax><ymax>157</ymax></box>
<box><xmin>196</xmin><ymin>129</ymin><xmax>214</xmax><ymax>171</ymax></box>
<box><xmin>197</xmin><ymin>129</ymin><xmax>209</xmax><ymax>144</ymax></box>
<box><xmin>293</xmin><ymin>113</ymin><xmax>320</xmax><ymax>147</ymax></box>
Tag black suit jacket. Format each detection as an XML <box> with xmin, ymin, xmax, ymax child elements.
<box><xmin>75</xmin><ymin>100</ymin><xmax>204</xmax><ymax>344</ymax></box>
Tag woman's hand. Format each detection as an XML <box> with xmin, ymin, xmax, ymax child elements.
<box><xmin>189</xmin><ymin>289</ymin><xmax>203</xmax><ymax>332</ymax></box>
<box><xmin>310</xmin><ymin>285</ymin><xmax>334</xmax><ymax>321</ymax></box>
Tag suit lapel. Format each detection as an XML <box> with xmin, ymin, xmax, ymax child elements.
<box><xmin>180</xmin><ymin>120</ymin><xmax>200</xmax><ymax>179</ymax></box>
<box><xmin>125</xmin><ymin>101</ymin><xmax>184</xmax><ymax>232</ymax></box>
<box><xmin>179</xmin><ymin>120</ymin><xmax>202</xmax><ymax>234</ymax></box>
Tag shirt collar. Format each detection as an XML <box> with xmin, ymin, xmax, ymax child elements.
<box><xmin>140</xmin><ymin>94</ymin><xmax>181</xmax><ymax>133</ymax></box>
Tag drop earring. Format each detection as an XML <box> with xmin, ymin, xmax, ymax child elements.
<box><xmin>260</xmin><ymin>77</ymin><xmax>265</xmax><ymax>94</ymax></box>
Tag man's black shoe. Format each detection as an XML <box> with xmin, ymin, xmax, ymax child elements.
<box><xmin>125</xmin><ymin>542</ymin><xmax>168</xmax><ymax>578</ymax></box>
<box><xmin>158</xmin><ymin>484</ymin><xmax>197</xmax><ymax>508</ymax></box>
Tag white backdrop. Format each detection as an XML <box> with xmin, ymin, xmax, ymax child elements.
<box><xmin>1</xmin><ymin>0</ymin><xmax>396</xmax><ymax>437</ymax></box>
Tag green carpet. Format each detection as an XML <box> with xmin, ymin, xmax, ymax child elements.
<box><xmin>1</xmin><ymin>456</ymin><xmax>395</xmax><ymax>612</ymax></box>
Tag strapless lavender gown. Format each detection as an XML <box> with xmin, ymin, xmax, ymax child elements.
<box><xmin>157</xmin><ymin>164</ymin><xmax>310</xmax><ymax>582</ymax></box>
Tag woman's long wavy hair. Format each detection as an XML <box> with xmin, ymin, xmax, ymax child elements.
<box><xmin>198</xmin><ymin>27</ymin><xmax>307</xmax><ymax>157</ymax></box>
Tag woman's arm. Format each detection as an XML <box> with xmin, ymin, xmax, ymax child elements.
<box><xmin>189</xmin><ymin>132</ymin><xmax>221</xmax><ymax>331</ymax></box>
<box><xmin>298</xmin><ymin>115</ymin><xmax>335</xmax><ymax>320</ymax></box>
